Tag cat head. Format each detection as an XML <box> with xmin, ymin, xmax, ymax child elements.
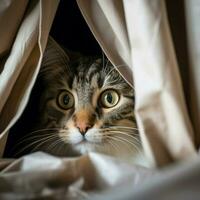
<box><xmin>35</xmin><ymin>38</ymin><xmax>141</xmax><ymax>158</ymax></box>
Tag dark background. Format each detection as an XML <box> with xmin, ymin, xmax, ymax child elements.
<box><xmin>50</xmin><ymin>0</ymin><xmax>101</xmax><ymax>56</ymax></box>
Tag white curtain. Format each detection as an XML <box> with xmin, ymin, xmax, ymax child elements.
<box><xmin>0</xmin><ymin>0</ymin><xmax>59</xmax><ymax>156</ymax></box>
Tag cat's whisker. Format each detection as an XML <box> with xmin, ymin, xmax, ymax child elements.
<box><xmin>104</xmin><ymin>128</ymin><xmax>138</xmax><ymax>134</ymax></box>
<box><xmin>18</xmin><ymin>128</ymin><xmax>61</xmax><ymax>141</ymax></box>
<box><xmin>60</xmin><ymin>140</ymin><xmax>72</xmax><ymax>156</ymax></box>
<box><xmin>104</xmin><ymin>65</ymin><xmax>125</xmax><ymax>84</ymax></box>
<box><xmin>114</xmin><ymin>135</ymin><xmax>141</xmax><ymax>153</ymax></box>
<box><xmin>45</xmin><ymin>137</ymin><xmax>66</xmax><ymax>156</ymax></box>
<box><xmin>104</xmin><ymin>70</ymin><xmax>124</xmax><ymax>85</ymax></box>
<box><xmin>106</xmin><ymin>132</ymin><xmax>140</xmax><ymax>141</ymax></box>
<box><xmin>46</xmin><ymin>138</ymin><xmax>64</xmax><ymax>152</ymax></box>
<box><xmin>59</xmin><ymin>138</ymin><xmax>72</xmax><ymax>143</ymax></box>
<box><xmin>56</xmin><ymin>140</ymin><xmax>68</xmax><ymax>155</ymax></box>
<box><xmin>106</xmin><ymin>139</ymin><xmax>120</xmax><ymax>154</ymax></box>
<box><xmin>31</xmin><ymin>135</ymin><xmax>59</xmax><ymax>153</ymax></box>
<box><xmin>14</xmin><ymin>134</ymin><xmax>58</xmax><ymax>156</ymax></box>
<box><xmin>105</xmin><ymin>126</ymin><xmax>139</xmax><ymax>130</ymax></box>
<box><xmin>102</xmin><ymin>140</ymin><xmax>111</xmax><ymax>154</ymax></box>
<box><xmin>103</xmin><ymin>66</ymin><xmax>121</xmax><ymax>85</ymax></box>
<box><xmin>94</xmin><ymin>131</ymin><xmax>140</xmax><ymax>145</ymax></box>
<box><xmin>113</xmin><ymin>134</ymin><xmax>140</xmax><ymax>147</ymax></box>
<box><xmin>104</xmin><ymin>130</ymin><xmax>141</xmax><ymax>143</ymax></box>
<box><xmin>103</xmin><ymin>57</ymin><xmax>110</xmax><ymax>73</ymax></box>
<box><xmin>112</xmin><ymin>64</ymin><xmax>128</xmax><ymax>68</ymax></box>
<box><xmin>111</xmin><ymin>64</ymin><xmax>135</xmax><ymax>90</ymax></box>
<box><xmin>104</xmin><ymin>64</ymin><xmax>127</xmax><ymax>78</ymax></box>
<box><xmin>13</xmin><ymin>129</ymin><xmax>68</xmax><ymax>152</ymax></box>
<box><xmin>14</xmin><ymin>132</ymin><xmax>58</xmax><ymax>147</ymax></box>
<box><xmin>103</xmin><ymin>130</ymin><xmax>139</xmax><ymax>136</ymax></box>
<box><xmin>21</xmin><ymin>128</ymin><xmax>66</xmax><ymax>139</ymax></box>
<box><xmin>19</xmin><ymin>135</ymin><xmax>57</xmax><ymax>152</ymax></box>
<box><xmin>58</xmin><ymin>131</ymin><xmax>70</xmax><ymax>136</ymax></box>
<box><xmin>101</xmin><ymin>130</ymin><xmax>139</xmax><ymax>139</ymax></box>
<box><xmin>104</xmin><ymin>135</ymin><xmax>134</xmax><ymax>154</ymax></box>
<box><xmin>118</xmin><ymin>135</ymin><xmax>141</xmax><ymax>148</ymax></box>
<box><xmin>104</xmin><ymin>135</ymin><xmax>141</xmax><ymax>154</ymax></box>
<box><xmin>106</xmin><ymin>64</ymin><xmax>127</xmax><ymax>74</ymax></box>
<box><xmin>105</xmin><ymin>78</ymin><xmax>121</xmax><ymax>86</ymax></box>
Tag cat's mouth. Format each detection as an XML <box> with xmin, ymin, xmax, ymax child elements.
<box><xmin>77</xmin><ymin>138</ymin><xmax>101</xmax><ymax>145</ymax></box>
<box><xmin>64</xmin><ymin>127</ymin><xmax>102</xmax><ymax>145</ymax></box>
<box><xmin>73</xmin><ymin>135</ymin><xmax>102</xmax><ymax>146</ymax></box>
<box><xmin>59</xmin><ymin>128</ymin><xmax>107</xmax><ymax>154</ymax></box>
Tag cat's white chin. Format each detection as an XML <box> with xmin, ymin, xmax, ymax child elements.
<box><xmin>73</xmin><ymin>142</ymin><xmax>100</xmax><ymax>154</ymax></box>
<box><xmin>65</xmin><ymin>127</ymin><xmax>118</xmax><ymax>155</ymax></box>
<box><xmin>62</xmin><ymin>127</ymin><xmax>103</xmax><ymax>154</ymax></box>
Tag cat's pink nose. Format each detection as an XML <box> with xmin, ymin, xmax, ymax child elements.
<box><xmin>74</xmin><ymin>108</ymin><xmax>96</xmax><ymax>135</ymax></box>
<box><xmin>76</xmin><ymin>122</ymin><xmax>91</xmax><ymax>135</ymax></box>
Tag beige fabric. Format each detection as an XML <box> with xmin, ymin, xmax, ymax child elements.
<box><xmin>0</xmin><ymin>0</ymin><xmax>59</xmax><ymax>156</ymax></box>
<box><xmin>1</xmin><ymin>152</ymin><xmax>200</xmax><ymax>199</ymax></box>
<box><xmin>77</xmin><ymin>0</ymin><xmax>197</xmax><ymax>166</ymax></box>
<box><xmin>0</xmin><ymin>0</ymin><xmax>28</xmax><ymax>56</ymax></box>
<box><xmin>0</xmin><ymin>152</ymin><xmax>154</xmax><ymax>199</ymax></box>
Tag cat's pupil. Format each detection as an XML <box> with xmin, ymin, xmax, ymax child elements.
<box><xmin>106</xmin><ymin>93</ymin><xmax>113</xmax><ymax>104</ymax></box>
<box><xmin>63</xmin><ymin>95</ymin><xmax>69</xmax><ymax>105</ymax></box>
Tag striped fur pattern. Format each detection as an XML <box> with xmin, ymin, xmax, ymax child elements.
<box><xmin>8</xmin><ymin>38</ymin><xmax>142</xmax><ymax>161</ymax></box>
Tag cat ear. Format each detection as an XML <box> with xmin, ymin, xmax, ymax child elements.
<box><xmin>41</xmin><ymin>36</ymin><xmax>70</xmax><ymax>67</ymax></box>
<box><xmin>62</xmin><ymin>47</ymin><xmax>82</xmax><ymax>62</ymax></box>
<box><xmin>41</xmin><ymin>36</ymin><xmax>81</xmax><ymax>67</ymax></box>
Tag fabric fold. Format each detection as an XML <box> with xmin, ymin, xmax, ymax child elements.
<box><xmin>0</xmin><ymin>0</ymin><xmax>59</xmax><ymax>156</ymax></box>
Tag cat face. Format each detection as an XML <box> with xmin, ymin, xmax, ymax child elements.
<box><xmin>36</xmin><ymin>55</ymin><xmax>141</xmax><ymax>159</ymax></box>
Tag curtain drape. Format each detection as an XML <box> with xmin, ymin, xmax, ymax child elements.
<box><xmin>0</xmin><ymin>0</ymin><xmax>59</xmax><ymax>156</ymax></box>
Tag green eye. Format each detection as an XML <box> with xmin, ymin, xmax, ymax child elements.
<box><xmin>100</xmin><ymin>90</ymin><xmax>120</xmax><ymax>108</ymax></box>
<box><xmin>57</xmin><ymin>90</ymin><xmax>74</xmax><ymax>110</ymax></box>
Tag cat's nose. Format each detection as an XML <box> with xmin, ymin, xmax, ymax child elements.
<box><xmin>74</xmin><ymin>108</ymin><xmax>96</xmax><ymax>135</ymax></box>
<box><xmin>76</xmin><ymin>122</ymin><xmax>92</xmax><ymax>135</ymax></box>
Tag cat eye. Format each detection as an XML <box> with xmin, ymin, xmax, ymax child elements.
<box><xmin>100</xmin><ymin>89</ymin><xmax>120</xmax><ymax>108</ymax></box>
<box><xmin>57</xmin><ymin>90</ymin><xmax>74</xmax><ymax>110</ymax></box>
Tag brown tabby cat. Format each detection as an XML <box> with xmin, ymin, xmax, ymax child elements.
<box><xmin>4</xmin><ymin>37</ymin><xmax>143</xmax><ymax>163</ymax></box>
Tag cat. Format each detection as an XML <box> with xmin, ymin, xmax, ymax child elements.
<box><xmin>4</xmin><ymin>37</ymin><xmax>143</xmax><ymax>164</ymax></box>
